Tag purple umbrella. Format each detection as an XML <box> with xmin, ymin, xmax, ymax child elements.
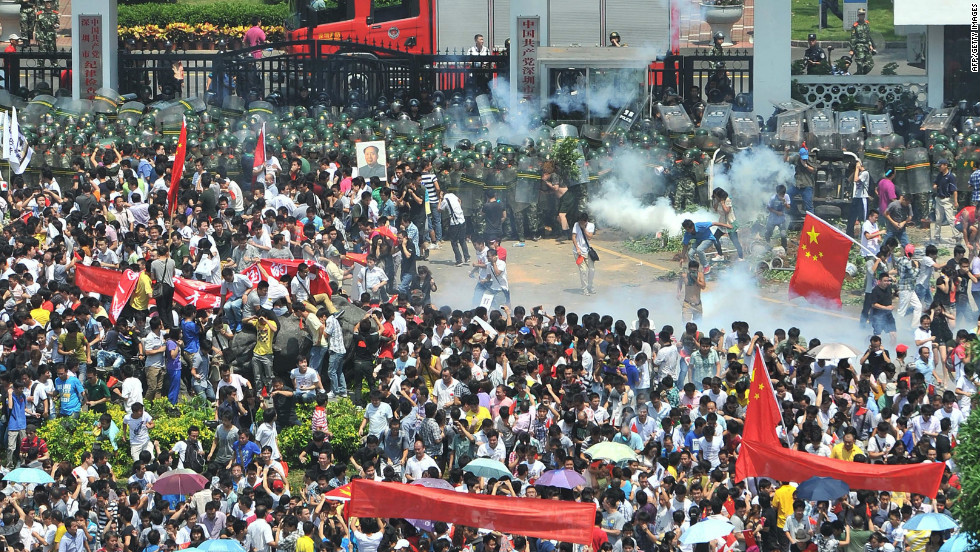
<box><xmin>535</xmin><ymin>469</ymin><xmax>587</xmax><ymax>489</ymax></box>
<box><xmin>407</xmin><ymin>478</ymin><xmax>456</xmax><ymax>530</ymax></box>
<box><xmin>153</xmin><ymin>469</ymin><xmax>208</xmax><ymax>495</ymax></box>
<box><xmin>411</xmin><ymin>478</ymin><xmax>455</xmax><ymax>491</ymax></box>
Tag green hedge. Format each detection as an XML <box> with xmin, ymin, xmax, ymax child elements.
<box><xmin>118</xmin><ymin>2</ymin><xmax>290</xmax><ymax>28</ymax></box>
<box><xmin>38</xmin><ymin>395</ymin><xmax>363</xmax><ymax>479</ymax></box>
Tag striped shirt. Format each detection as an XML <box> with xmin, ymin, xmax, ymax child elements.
<box><xmin>970</xmin><ymin>169</ymin><xmax>980</xmax><ymax>203</ymax></box>
<box><xmin>421</xmin><ymin>172</ymin><xmax>439</xmax><ymax>205</ymax></box>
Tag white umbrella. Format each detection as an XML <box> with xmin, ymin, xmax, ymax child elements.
<box><xmin>806</xmin><ymin>342</ymin><xmax>861</xmax><ymax>360</ymax></box>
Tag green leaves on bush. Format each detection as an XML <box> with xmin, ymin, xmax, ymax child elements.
<box><xmin>271</xmin><ymin>398</ymin><xmax>363</xmax><ymax>469</ymax></box>
<box><xmin>39</xmin><ymin>395</ymin><xmax>363</xmax><ymax>479</ymax></box>
<box><xmin>118</xmin><ymin>2</ymin><xmax>290</xmax><ymax>28</ymax></box>
<box><xmin>953</xmin><ymin>402</ymin><xmax>980</xmax><ymax>535</ymax></box>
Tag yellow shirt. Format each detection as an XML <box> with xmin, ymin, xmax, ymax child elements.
<box><xmin>58</xmin><ymin>333</ymin><xmax>88</xmax><ymax>362</ymax></box>
<box><xmin>129</xmin><ymin>272</ymin><xmax>153</xmax><ymax>311</ymax></box>
<box><xmin>773</xmin><ymin>484</ymin><xmax>797</xmax><ymax>529</ymax></box>
<box><xmin>296</xmin><ymin>536</ymin><xmax>315</xmax><ymax>552</ymax></box>
<box><xmin>465</xmin><ymin>405</ymin><xmax>492</xmax><ymax>431</ymax></box>
<box><xmin>830</xmin><ymin>442</ymin><xmax>864</xmax><ymax>462</ymax></box>
<box><xmin>254</xmin><ymin>319</ymin><xmax>277</xmax><ymax>356</ymax></box>
<box><xmin>30</xmin><ymin>307</ymin><xmax>50</xmax><ymax>327</ymax></box>
<box><xmin>54</xmin><ymin>524</ymin><xmax>67</xmax><ymax>548</ymax></box>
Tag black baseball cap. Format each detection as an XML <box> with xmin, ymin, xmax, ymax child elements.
<box><xmin>808</xmin><ymin>33</ymin><xmax>817</xmax><ymax>40</ymax></box>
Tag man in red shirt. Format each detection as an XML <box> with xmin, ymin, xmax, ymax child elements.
<box><xmin>377</xmin><ymin>303</ymin><xmax>396</xmax><ymax>359</ymax></box>
<box><xmin>4</xmin><ymin>34</ymin><xmax>19</xmax><ymax>53</ymax></box>
<box><xmin>243</xmin><ymin>17</ymin><xmax>266</xmax><ymax>59</ymax></box>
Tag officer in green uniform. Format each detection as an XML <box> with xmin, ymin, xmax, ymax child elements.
<box><xmin>849</xmin><ymin>8</ymin><xmax>876</xmax><ymax>75</ymax></box>
<box><xmin>20</xmin><ymin>0</ymin><xmax>35</xmax><ymax>44</ymax></box>
<box><xmin>36</xmin><ymin>0</ymin><xmax>59</xmax><ymax>57</ymax></box>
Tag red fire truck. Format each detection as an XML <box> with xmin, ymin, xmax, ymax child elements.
<box><xmin>285</xmin><ymin>0</ymin><xmax>677</xmax><ymax>55</ymax></box>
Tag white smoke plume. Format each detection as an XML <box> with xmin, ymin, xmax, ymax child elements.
<box><xmin>589</xmin><ymin>146</ymin><xmax>795</xmax><ymax>237</ymax></box>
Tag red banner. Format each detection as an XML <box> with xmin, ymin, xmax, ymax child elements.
<box><xmin>109</xmin><ymin>270</ymin><xmax>141</xmax><ymax>323</ymax></box>
<box><xmin>252</xmin><ymin>124</ymin><xmax>265</xmax><ymax>185</ymax></box>
<box><xmin>75</xmin><ymin>265</ymin><xmax>122</xmax><ymax>296</ymax></box>
<box><xmin>735</xmin><ymin>341</ymin><xmax>946</xmax><ymax>497</ymax></box>
<box><xmin>259</xmin><ymin>259</ymin><xmax>330</xmax><ymax>296</ymax></box>
<box><xmin>348</xmin><ymin>479</ymin><xmax>596</xmax><ymax>545</ymax></box>
<box><xmin>173</xmin><ymin>277</ymin><xmax>224</xmax><ymax>310</ymax></box>
<box><xmin>735</xmin><ymin>438</ymin><xmax>945</xmax><ymax>498</ymax></box>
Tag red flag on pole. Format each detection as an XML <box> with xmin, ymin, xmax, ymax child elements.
<box><xmin>168</xmin><ymin>117</ymin><xmax>188</xmax><ymax>217</ymax></box>
<box><xmin>252</xmin><ymin>123</ymin><xmax>266</xmax><ymax>185</ymax></box>
<box><xmin>109</xmin><ymin>270</ymin><xmax>141</xmax><ymax>323</ymax></box>
<box><xmin>742</xmin><ymin>350</ymin><xmax>782</xmax><ymax>446</ymax></box>
<box><xmin>788</xmin><ymin>213</ymin><xmax>853</xmax><ymax>308</ymax></box>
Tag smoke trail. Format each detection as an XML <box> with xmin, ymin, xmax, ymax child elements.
<box><xmin>712</xmin><ymin>147</ymin><xmax>795</xmax><ymax>223</ymax></box>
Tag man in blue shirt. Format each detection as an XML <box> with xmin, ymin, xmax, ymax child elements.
<box><xmin>54</xmin><ymin>364</ymin><xmax>85</xmax><ymax>419</ymax></box>
<box><xmin>231</xmin><ymin>429</ymin><xmax>261</xmax><ymax>467</ymax></box>
<box><xmin>7</xmin><ymin>381</ymin><xmax>27</xmax><ymax>466</ymax></box>
<box><xmin>681</xmin><ymin>219</ymin><xmax>718</xmax><ymax>274</ymax></box>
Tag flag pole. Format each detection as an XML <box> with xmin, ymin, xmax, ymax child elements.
<box><xmin>805</xmin><ymin>210</ymin><xmax>877</xmax><ymax>257</ymax></box>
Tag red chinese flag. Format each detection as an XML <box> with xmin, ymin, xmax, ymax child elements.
<box><xmin>742</xmin><ymin>350</ymin><xmax>782</xmax><ymax>446</ymax></box>
<box><xmin>342</xmin><ymin>252</ymin><xmax>367</xmax><ymax>267</ymax></box>
<box><xmin>788</xmin><ymin>214</ymin><xmax>853</xmax><ymax>308</ymax></box>
<box><xmin>348</xmin><ymin>479</ymin><xmax>596</xmax><ymax>545</ymax></box>
<box><xmin>168</xmin><ymin>118</ymin><xmax>188</xmax><ymax>218</ymax></box>
<box><xmin>172</xmin><ymin>277</ymin><xmax>225</xmax><ymax>310</ymax></box>
<box><xmin>252</xmin><ymin>123</ymin><xmax>266</xmax><ymax>185</ymax></box>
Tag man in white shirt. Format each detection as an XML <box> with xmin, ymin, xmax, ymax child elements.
<box><xmin>861</xmin><ymin>210</ymin><xmax>883</xmax><ymax>257</ymax></box>
<box><xmin>404</xmin><ymin>439</ymin><xmax>439</xmax><ymax>481</ymax></box>
<box><xmin>476</xmin><ymin>429</ymin><xmax>507</xmax><ymax>461</ymax></box>
<box><xmin>466</xmin><ymin>34</ymin><xmax>489</xmax><ymax>55</ymax></box>
<box><xmin>244</xmin><ymin>505</ymin><xmax>275</xmax><ymax>552</ymax></box>
<box><xmin>572</xmin><ymin>214</ymin><xmax>597</xmax><ymax>295</ymax></box>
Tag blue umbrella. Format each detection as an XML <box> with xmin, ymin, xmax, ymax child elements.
<box><xmin>939</xmin><ymin>534</ymin><xmax>976</xmax><ymax>552</ymax></box>
<box><xmin>3</xmin><ymin>468</ymin><xmax>54</xmax><ymax>485</ymax></box>
<box><xmin>680</xmin><ymin>519</ymin><xmax>734</xmax><ymax>545</ymax></box>
<box><xmin>795</xmin><ymin>476</ymin><xmax>849</xmax><ymax>502</ymax></box>
<box><xmin>198</xmin><ymin>540</ymin><xmax>246</xmax><ymax>552</ymax></box>
<box><xmin>904</xmin><ymin>513</ymin><xmax>958</xmax><ymax>532</ymax></box>
<box><xmin>463</xmin><ymin>458</ymin><xmax>511</xmax><ymax>479</ymax></box>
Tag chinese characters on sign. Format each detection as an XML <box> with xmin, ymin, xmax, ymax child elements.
<box><xmin>77</xmin><ymin>14</ymin><xmax>104</xmax><ymax>99</ymax></box>
<box><xmin>517</xmin><ymin>17</ymin><xmax>540</xmax><ymax>100</ymax></box>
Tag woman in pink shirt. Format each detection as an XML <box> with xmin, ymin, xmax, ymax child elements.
<box><xmin>244</xmin><ymin>17</ymin><xmax>266</xmax><ymax>59</ymax></box>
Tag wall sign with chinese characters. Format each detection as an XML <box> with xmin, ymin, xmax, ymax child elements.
<box><xmin>77</xmin><ymin>14</ymin><xmax>104</xmax><ymax>99</ymax></box>
<box><xmin>517</xmin><ymin>16</ymin><xmax>540</xmax><ymax>100</ymax></box>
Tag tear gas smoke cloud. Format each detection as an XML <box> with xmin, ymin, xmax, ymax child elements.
<box><xmin>589</xmin><ymin>146</ymin><xmax>795</xmax><ymax>237</ymax></box>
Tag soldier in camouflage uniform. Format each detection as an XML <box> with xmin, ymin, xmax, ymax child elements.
<box><xmin>671</xmin><ymin>151</ymin><xmax>698</xmax><ymax>211</ymax></box>
<box><xmin>849</xmin><ymin>8</ymin><xmax>876</xmax><ymax>75</ymax></box>
<box><xmin>20</xmin><ymin>0</ymin><xmax>35</xmax><ymax>44</ymax></box>
<box><xmin>36</xmin><ymin>0</ymin><xmax>59</xmax><ymax>57</ymax></box>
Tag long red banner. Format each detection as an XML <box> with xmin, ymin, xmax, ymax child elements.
<box><xmin>347</xmin><ymin>479</ymin><xmax>596</xmax><ymax>545</ymax></box>
<box><xmin>735</xmin><ymin>437</ymin><xmax>945</xmax><ymax>498</ymax></box>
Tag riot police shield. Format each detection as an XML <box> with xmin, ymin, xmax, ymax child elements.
<box><xmin>699</xmin><ymin>103</ymin><xmax>732</xmax><ymax>136</ymax></box>
<box><xmin>222</xmin><ymin>95</ymin><xmax>247</xmax><ymax>118</ymax></box>
<box><xmin>838</xmin><ymin>111</ymin><xmax>863</xmax><ymax>153</ymax></box>
<box><xmin>52</xmin><ymin>97</ymin><xmax>90</xmax><ymax>122</ymax></box>
<box><xmin>177</xmin><ymin>96</ymin><xmax>208</xmax><ymax>113</ymax></box>
<box><xmin>22</xmin><ymin>95</ymin><xmax>56</xmax><ymax>124</ymax></box>
<box><xmin>730</xmin><ymin>115</ymin><xmax>760</xmax><ymax>149</ymax></box>
<box><xmin>905</xmin><ymin>147</ymin><xmax>932</xmax><ymax>196</ymax></box>
<box><xmin>920</xmin><ymin>107</ymin><xmax>957</xmax><ymax>134</ymax></box>
<box><xmin>93</xmin><ymin>88</ymin><xmax>124</xmax><ymax>115</ymax></box>
<box><xmin>656</xmin><ymin>103</ymin><xmax>695</xmax><ymax>133</ymax></box>
<box><xmin>118</xmin><ymin>101</ymin><xmax>145</xmax><ymax>127</ymax></box>
<box><xmin>247</xmin><ymin>101</ymin><xmax>276</xmax><ymax>124</ymax></box>
<box><xmin>475</xmin><ymin>95</ymin><xmax>500</xmax><ymax>127</ymax></box>
<box><xmin>864</xmin><ymin>113</ymin><xmax>894</xmax><ymax>136</ymax></box>
<box><xmin>774</xmin><ymin>110</ymin><xmax>804</xmax><ymax>150</ymax></box>
<box><xmin>807</xmin><ymin>107</ymin><xmax>838</xmax><ymax>151</ymax></box>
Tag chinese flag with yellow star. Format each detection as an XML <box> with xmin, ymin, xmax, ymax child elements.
<box><xmin>742</xmin><ymin>350</ymin><xmax>781</xmax><ymax>446</ymax></box>
<box><xmin>788</xmin><ymin>213</ymin><xmax>853</xmax><ymax>308</ymax></box>
<box><xmin>167</xmin><ymin>117</ymin><xmax>188</xmax><ymax>218</ymax></box>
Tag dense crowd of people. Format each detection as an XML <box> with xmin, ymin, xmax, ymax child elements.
<box><xmin>0</xmin><ymin>112</ymin><xmax>971</xmax><ymax>552</ymax></box>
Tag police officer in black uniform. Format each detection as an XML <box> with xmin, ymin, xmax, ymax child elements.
<box><xmin>803</xmin><ymin>33</ymin><xmax>827</xmax><ymax>74</ymax></box>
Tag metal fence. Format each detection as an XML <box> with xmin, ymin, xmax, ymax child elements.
<box><xmin>0</xmin><ymin>41</ymin><xmax>751</xmax><ymax>110</ymax></box>
<box><xmin>0</xmin><ymin>39</ymin><xmax>509</xmax><ymax>106</ymax></box>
